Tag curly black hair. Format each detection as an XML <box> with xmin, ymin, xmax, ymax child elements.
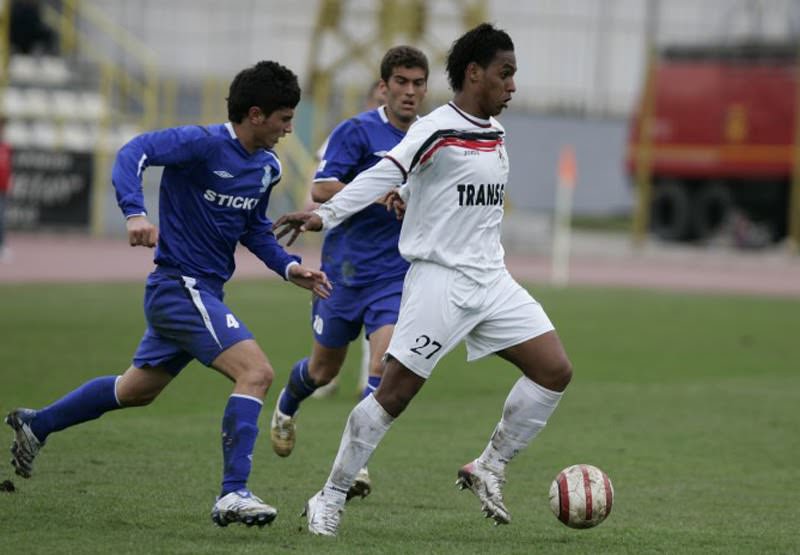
<box><xmin>380</xmin><ymin>45</ymin><xmax>429</xmax><ymax>82</ymax></box>
<box><xmin>446</xmin><ymin>23</ymin><xmax>514</xmax><ymax>92</ymax></box>
<box><xmin>227</xmin><ymin>61</ymin><xmax>301</xmax><ymax>123</ymax></box>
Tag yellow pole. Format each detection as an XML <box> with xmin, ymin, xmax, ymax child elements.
<box><xmin>201</xmin><ymin>77</ymin><xmax>216</xmax><ymax>125</ymax></box>
<box><xmin>60</xmin><ymin>0</ymin><xmax>78</xmax><ymax>55</ymax></box>
<box><xmin>0</xmin><ymin>0</ymin><xmax>10</xmax><ymax>90</ymax></box>
<box><xmin>789</xmin><ymin>46</ymin><xmax>800</xmax><ymax>253</ymax></box>
<box><xmin>91</xmin><ymin>63</ymin><xmax>114</xmax><ymax>237</ymax></box>
<box><xmin>142</xmin><ymin>64</ymin><xmax>159</xmax><ymax>130</ymax></box>
<box><xmin>162</xmin><ymin>78</ymin><xmax>178</xmax><ymax>128</ymax></box>
<box><xmin>312</xmin><ymin>71</ymin><xmax>331</xmax><ymax>149</ymax></box>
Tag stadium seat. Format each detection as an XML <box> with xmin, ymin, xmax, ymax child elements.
<box><xmin>5</xmin><ymin>120</ymin><xmax>33</xmax><ymax>148</ymax></box>
<box><xmin>1</xmin><ymin>87</ymin><xmax>26</xmax><ymax>116</ymax></box>
<box><xmin>8</xmin><ymin>56</ymin><xmax>38</xmax><ymax>83</ymax></box>
<box><xmin>38</xmin><ymin>57</ymin><xmax>71</xmax><ymax>85</ymax></box>
<box><xmin>61</xmin><ymin>122</ymin><xmax>95</xmax><ymax>152</ymax></box>
<box><xmin>80</xmin><ymin>92</ymin><xmax>107</xmax><ymax>121</ymax></box>
<box><xmin>52</xmin><ymin>90</ymin><xmax>81</xmax><ymax>119</ymax></box>
<box><xmin>30</xmin><ymin>120</ymin><xmax>59</xmax><ymax>149</ymax></box>
<box><xmin>23</xmin><ymin>88</ymin><xmax>50</xmax><ymax>118</ymax></box>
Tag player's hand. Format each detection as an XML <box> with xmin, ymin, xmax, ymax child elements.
<box><xmin>126</xmin><ymin>215</ymin><xmax>158</xmax><ymax>248</ymax></box>
<box><xmin>380</xmin><ymin>188</ymin><xmax>406</xmax><ymax>220</ymax></box>
<box><xmin>287</xmin><ymin>264</ymin><xmax>332</xmax><ymax>298</ymax></box>
<box><xmin>274</xmin><ymin>211</ymin><xmax>323</xmax><ymax>246</ymax></box>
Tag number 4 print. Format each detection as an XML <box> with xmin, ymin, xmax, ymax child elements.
<box><xmin>226</xmin><ymin>314</ymin><xmax>240</xmax><ymax>329</ymax></box>
<box><xmin>410</xmin><ymin>334</ymin><xmax>442</xmax><ymax>359</ymax></box>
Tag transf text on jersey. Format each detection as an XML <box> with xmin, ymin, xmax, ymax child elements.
<box><xmin>456</xmin><ymin>183</ymin><xmax>505</xmax><ymax>206</ymax></box>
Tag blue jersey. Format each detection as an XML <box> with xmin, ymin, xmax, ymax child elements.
<box><xmin>112</xmin><ymin>123</ymin><xmax>298</xmax><ymax>291</ymax></box>
<box><xmin>315</xmin><ymin>106</ymin><xmax>408</xmax><ymax>287</ymax></box>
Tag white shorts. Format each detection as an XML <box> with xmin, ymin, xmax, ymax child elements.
<box><xmin>386</xmin><ymin>262</ymin><xmax>555</xmax><ymax>379</ymax></box>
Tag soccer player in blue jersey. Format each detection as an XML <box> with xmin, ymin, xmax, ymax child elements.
<box><xmin>4</xmin><ymin>60</ymin><xmax>331</xmax><ymax>528</ymax></box>
<box><xmin>269</xmin><ymin>46</ymin><xmax>429</xmax><ymax>499</ymax></box>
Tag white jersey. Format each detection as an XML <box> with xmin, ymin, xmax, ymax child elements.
<box><xmin>315</xmin><ymin>102</ymin><xmax>509</xmax><ymax>285</ymax></box>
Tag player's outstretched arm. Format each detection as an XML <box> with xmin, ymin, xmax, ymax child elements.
<box><xmin>126</xmin><ymin>215</ymin><xmax>158</xmax><ymax>248</ymax></box>
<box><xmin>274</xmin><ymin>211</ymin><xmax>323</xmax><ymax>246</ymax></box>
<box><xmin>287</xmin><ymin>264</ymin><xmax>332</xmax><ymax>298</ymax></box>
<box><xmin>380</xmin><ymin>188</ymin><xmax>407</xmax><ymax>220</ymax></box>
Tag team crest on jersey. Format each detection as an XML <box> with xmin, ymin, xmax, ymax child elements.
<box><xmin>260</xmin><ymin>165</ymin><xmax>272</xmax><ymax>193</ymax></box>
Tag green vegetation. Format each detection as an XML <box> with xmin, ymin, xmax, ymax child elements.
<box><xmin>0</xmin><ymin>281</ymin><xmax>797</xmax><ymax>554</ymax></box>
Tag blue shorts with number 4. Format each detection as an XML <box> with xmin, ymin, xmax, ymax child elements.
<box><xmin>312</xmin><ymin>276</ymin><xmax>404</xmax><ymax>349</ymax></box>
<box><xmin>133</xmin><ymin>269</ymin><xmax>254</xmax><ymax>376</ymax></box>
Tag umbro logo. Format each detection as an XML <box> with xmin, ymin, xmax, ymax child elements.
<box><xmin>213</xmin><ymin>170</ymin><xmax>234</xmax><ymax>178</ymax></box>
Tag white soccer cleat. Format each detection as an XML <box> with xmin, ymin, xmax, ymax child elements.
<box><xmin>211</xmin><ymin>489</ymin><xmax>277</xmax><ymax>527</ymax></box>
<box><xmin>5</xmin><ymin>408</ymin><xmax>43</xmax><ymax>479</ymax></box>
<box><xmin>456</xmin><ymin>459</ymin><xmax>511</xmax><ymax>525</ymax></box>
<box><xmin>346</xmin><ymin>466</ymin><xmax>371</xmax><ymax>501</ymax></box>
<box><xmin>303</xmin><ymin>490</ymin><xmax>344</xmax><ymax>537</ymax></box>
<box><xmin>311</xmin><ymin>377</ymin><xmax>339</xmax><ymax>399</ymax></box>
<box><xmin>270</xmin><ymin>391</ymin><xmax>296</xmax><ymax>457</ymax></box>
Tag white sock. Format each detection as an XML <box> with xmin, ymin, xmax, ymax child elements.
<box><xmin>478</xmin><ymin>377</ymin><xmax>563</xmax><ymax>470</ymax></box>
<box><xmin>323</xmin><ymin>394</ymin><xmax>394</xmax><ymax>504</ymax></box>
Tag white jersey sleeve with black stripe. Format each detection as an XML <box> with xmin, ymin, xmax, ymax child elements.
<box><xmin>313</xmin><ymin>118</ymin><xmax>437</xmax><ymax>230</ymax></box>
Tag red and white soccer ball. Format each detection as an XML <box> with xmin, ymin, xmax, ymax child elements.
<box><xmin>549</xmin><ymin>464</ymin><xmax>614</xmax><ymax>529</ymax></box>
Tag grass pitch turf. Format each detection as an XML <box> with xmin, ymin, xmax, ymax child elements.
<box><xmin>0</xmin><ymin>280</ymin><xmax>797</xmax><ymax>554</ymax></box>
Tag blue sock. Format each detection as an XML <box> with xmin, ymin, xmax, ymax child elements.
<box><xmin>278</xmin><ymin>358</ymin><xmax>317</xmax><ymax>416</ymax></box>
<box><xmin>221</xmin><ymin>394</ymin><xmax>262</xmax><ymax>497</ymax></box>
<box><xmin>360</xmin><ymin>375</ymin><xmax>381</xmax><ymax>400</ymax></box>
<box><xmin>30</xmin><ymin>376</ymin><xmax>122</xmax><ymax>442</ymax></box>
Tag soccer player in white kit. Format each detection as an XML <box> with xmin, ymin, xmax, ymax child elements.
<box><xmin>275</xmin><ymin>23</ymin><xmax>573</xmax><ymax>536</ymax></box>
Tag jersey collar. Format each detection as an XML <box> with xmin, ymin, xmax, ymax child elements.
<box><xmin>447</xmin><ymin>102</ymin><xmax>492</xmax><ymax>128</ymax></box>
<box><xmin>378</xmin><ymin>105</ymin><xmax>389</xmax><ymax>123</ymax></box>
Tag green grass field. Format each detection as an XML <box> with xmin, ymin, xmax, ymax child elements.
<box><xmin>0</xmin><ymin>280</ymin><xmax>798</xmax><ymax>554</ymax></box>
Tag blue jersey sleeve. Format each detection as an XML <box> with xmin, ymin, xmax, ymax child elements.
<box><xmin>112</xmin><ymin>126</ymin><xmax>215</xmax><ymax>218</ymax></box>
<box><xmin>314</xmin><ymin>119</ymin><xmax>368</xmax><ymax>183</ymax></box>
<box><xmin>239</xmin><ymin>168</ymin><xmax>301</xmax><ymax>279</ymax></box>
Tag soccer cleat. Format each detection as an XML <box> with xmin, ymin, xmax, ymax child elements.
<box><xmin>346</xmin><ymin>466</ymin><xmax>371</xmax><ymax>501</ymax></box>
<box><xmin>303</xmin><ymin>490</ymin><xmax>344</xmax><ymax>537</ymax></box>
<box><xmin>5</xmin><ymin>408</ymin><xmax>43</xmax><ymax>479</ymax></box>
<box><xmin>270</xmin><ymin>391</ymin><xmax>296</xmax><ymax>457</ymax></box>
<box><xmin>456</xmin><ymin>459</ymin><xmax>511</xmax><ymax>525</ymax></box>
<box><xmin>211</xmin><ymin>489</ymin><xmax>277</xmax><ymax>528</ymax></box>
<box><xmin>311</xmin><ymin>377</ymin><xmax>339</xmax><ymax>399</ymax></box>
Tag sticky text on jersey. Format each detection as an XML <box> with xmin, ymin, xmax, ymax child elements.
<box><xmin>203</xmin><ymin>189</ymin><xmax>259</xmax><ymax>210</ymax></box>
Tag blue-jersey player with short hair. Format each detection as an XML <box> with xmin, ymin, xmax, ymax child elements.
<box><xmin>269</xmin><ymin>46</ymin><xmax>429</xmax><ymax>500</ymax></box>
<box><xmin>5</xmin><ymin>60</ymin><xmax>331</xmax><ymax>528</ymax></box>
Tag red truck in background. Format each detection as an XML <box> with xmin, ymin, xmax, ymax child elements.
<box><xmin>626</xmin><ymin>42</ymin><xmax>796</xmax><ymax>242</ymax></box>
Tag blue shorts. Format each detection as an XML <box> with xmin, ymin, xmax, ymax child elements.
<box><xmin>133</xmin><ymin>270</ymin><xmax>254</xmax><ymax>376</ymax></box>
<box><xmin>312</xmin><ymin>277</ymin><xmax>404</xmax><ymax>349</ymax></box>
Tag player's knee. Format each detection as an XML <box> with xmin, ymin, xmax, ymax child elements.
<box><xmin>118</xmin><ymin>387</ymin><xmax>160</xmax><ymax>407</ymax></box>
<box><xmin>548</xmin><ymin>357</ymin><xmax>573</xmax><ymax>392</ymax></box>
<box><xmin>308</xmin><ymin>360</ymin><xmax>341</xmax><ymax>386</ymax></box>
<box><xmin>240</xmin><ymin>361</ymin><xmax>274</xmax><ymax>394</ymax></box>
<box><xmin>374</xmin><ymin>387</ymin><xmax>413</xmax><ymax>418</ymax></box>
